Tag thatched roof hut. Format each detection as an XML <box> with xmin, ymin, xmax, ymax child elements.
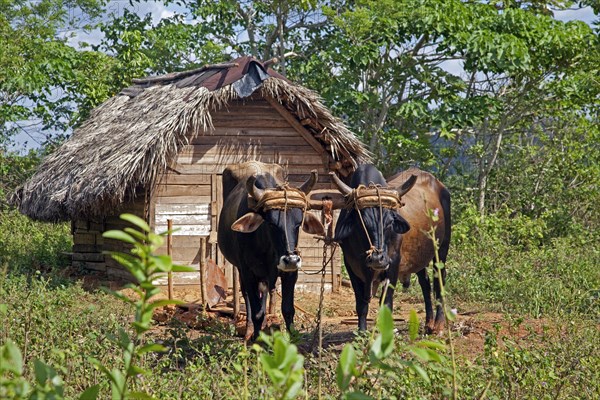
<box><xmin>11</xmin><ymin>56</ymin><xmax>369</xmax><ymax>292</ymax></box>
<box><xmin>13</xmin><ymin>56</ymin><xmax>369</xmax><ymax>222</ymax></box>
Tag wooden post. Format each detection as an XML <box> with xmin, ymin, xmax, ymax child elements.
<box><xmin>199</xmin><ymin>237</ymin><xmax>207</xmax><ymax>308</ymax></box>
<box><xmin>167</xmin><ymin>219</ymin><xmax>173</xmax><ymax>300</ymax></box>
<box><xmin>233</xmin><ymin>264</ymin><xmax>240</xmax><ymax>318</ymax></box>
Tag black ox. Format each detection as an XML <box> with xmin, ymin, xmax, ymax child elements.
<box><xmin>218</xmin><ymin>162</ymin><xmax>325</xmax><ymax>340</ymax></box>
<box><xmin>331</xmin><ymin>164</ymin><xmax>451</xmax><ymax>333</ymax></box>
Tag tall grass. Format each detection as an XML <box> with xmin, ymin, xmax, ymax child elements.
<box><xmin>447</xmin><ymin>207</ymin><xmax>600</xmax><ymax>318</ymax></box>
<box><xmin>0</xmin><ymin>210</ymin><xmax>71</xmax><ymax>274</ymax></box>
<box><xmin>1</xmin><ymin>208</ymin><xmax>599</xmax><ymax>399</ymax></box>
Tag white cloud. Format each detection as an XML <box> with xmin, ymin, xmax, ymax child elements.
<box><xmin>64</xmin><ymin>1</ymin><xmax>184</xmax><ymax>50</ymax></box>
<box><xmin>554</xmin><ymin>6</ymin><xmax>597</xmax><ymax>25</ymax></box>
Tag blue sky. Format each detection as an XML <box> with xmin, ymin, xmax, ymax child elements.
<box><xmin>9</xmin><ymin>2</ymin><xmax>599</xmax><ymax>151</ymax></box>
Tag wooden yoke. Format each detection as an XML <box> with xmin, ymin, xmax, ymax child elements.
<box><xmin>309</xmin><ymin>190</ymin><xmax>344</xmax><ymax>244</ymax></box>
<box><xmin>349</xmin><ymin>186</ymin><xmax>404</xmax><ymax>210</ymax></box>
<box><xmin>308</xmin><ymin>190</ymin><xmax>346</xmax><ymax>210</ymax></box>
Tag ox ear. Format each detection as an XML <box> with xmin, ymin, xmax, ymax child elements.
<box><xmin>232</xmin><ymin>212</ymin><xmax>264</xmax><ymax>233</ymax></box>
<box><xmin>392</xmin><ymin>213</ymin><xmax>410</xmax><ymax>234</ymax></box>
<box><xmin>302</xmin><ymin>212</ymin><xmax>325</xmax><ymax>236</ymax></box>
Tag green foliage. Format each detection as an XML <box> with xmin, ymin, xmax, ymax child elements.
<box><xmin>95</xmin><ymin>9</ymin><xmax>228</xmax><ymax>77</ymax></box>
<box><xmin>293</xmin><ymin>0</ymin><xmax>600</xmax><ymax>187</ymax></box>
<box><xmin>85</xmin><ymin>213</ymin><xmax>195</xmax><ymax>400</ymax></box>
<box><xmin>486</xmin><ymin>117</ymin><xmax>600</xmax><ymax>236</ymax></box>
<box><xmin>472</xmin><ymin>319</ymin><xmax>600</xmax><ymax>399</ymax></box>
<box><xmin>0</xmin><ymin>340</ymin><xmax>66</xmax><ymax>399</ymax></box>
<box><xmin>335</xmin><ymin>305</ymin><xmax>451</xmax><ymax>399</ymax></box>
<box><xmin>0</xmin><ymin>0</ymin><xmax>117</xmax><ymax>145</ymax></box>
<box><xmin>0</xmin><ymin>209</ymin><xmax>71</xmax><ymax>273</ymax></box>
<box><xmin>450</xmin><ymin>208</ymin><xmax>600</xmax><ymax>317</ymax></box>
<box><xmin>1</xmin><ymin>209</ymin><xmax>599</xmax><ymax>398</ymax></box>
<box><xmin>453</xmin><ymin>204</ymin><xmax>548</xmax><ymax>250</ymax></box>
<box><xmin>0</xmin><ymin>272</ymin><xmax>132</xmax><ymax>398</ymax></box>
<box><xmin>0</xmin><ymin>149</ymin><xmax>41</xmax><ymax>210</ymax></box>
<box><xmin>254</xmin><ymin>332</ymin><xmax>305</xmax><ymax>400</ymax></box>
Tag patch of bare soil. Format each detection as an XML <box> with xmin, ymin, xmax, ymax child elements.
<box><xmin>146</xmin><ymin>285</ymin><xmax>550</xmax><ymax>360</ymax></box>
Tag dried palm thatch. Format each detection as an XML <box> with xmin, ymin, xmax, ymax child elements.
<box><xmin>11</xmin><ymin>57</ymin><xmax>370</xmax><ymax>222</ymax></box>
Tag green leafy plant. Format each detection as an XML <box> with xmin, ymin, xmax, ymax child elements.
<box><xmin>335</xmin><ymin>304</ymin><xmax>449</xmax><ymax>399</ymax></box>
<box><xmin>254</xmin><ymin>331</ymin><xmax>305</xmax><ymax>400</ymax></box>
<box><xmin>0</xmin><ymin>340</ymin><xmax>66</xmax><ymax>399</ymax></box>
<box><xmin>83</xmin><ymin>213</ymin><xmax>194</xmax><ymax>399</ymax></box>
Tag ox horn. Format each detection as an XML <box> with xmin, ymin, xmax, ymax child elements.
<box><xmin>330</xmin><ymin>171</ymin><xmax>353</xmax><ymax>196</ymax></box>
<box><xmin>298</xmin><ymin>170</ymin><xmax>318</xmax><ymax>194</ymax></box>
<box><xmin>396</xmin><ymin>174</ymin><xmax>418</xmax><ymax>197</ymax></box>
<box><xmin>246</xmin><ymin>175</ymin><xmax>265</xmax><ymax>201</ymax></box>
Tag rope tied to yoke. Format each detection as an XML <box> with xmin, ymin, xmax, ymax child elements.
<box><xmin>344</xmin><ymin>184</ymin><xmax>404</xmax><ymax>210</ymax></box>
<box><xmin>312</xmin><ymin>198</ymin><xmax>337</xmax><ymax>364</ymax></box>
<box><xmin>249</xmin><ymin>183</ymin><xmax>309</xmax><ymax>255</ymax></box>
<box><xmin>344</xmin><ymin>184</ymin><xmax>404</xmax><ymax>259</ymax></box>
<box><xmin>251</xmin><ymin>184</ymin><xmax>309</xmax><ymax>211</ymax></box>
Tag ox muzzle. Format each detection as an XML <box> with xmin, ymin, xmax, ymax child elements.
<box><xmin>277</xmin><ymin>251</ymin><xmax>302</xmax><ymax>272</ymax></box>
<box><xmin>365</xmin><ymin>248</ymin><xmax>390</xmax><ymax>271</ymax></box>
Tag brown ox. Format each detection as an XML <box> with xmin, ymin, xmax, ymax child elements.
<box><xmin>387</xmin><ymin>167</ymin><xmax>451</xmax><ymax>333</ymax></box>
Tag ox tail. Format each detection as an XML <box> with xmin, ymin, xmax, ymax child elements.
<box><xmin>439</xmin><ymin>186</ymin><xmax>451</xmax><ymax>264</ymax></box>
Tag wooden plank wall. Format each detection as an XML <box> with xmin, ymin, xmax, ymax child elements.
<box><xmin>153</xmin><ymin>96</ymin><xmax>342</xmax><ymax>293</ymax></box>
<box><xmin>72</xmin><ymin>220</ymin><xmax>106</xmax><ymax>273</ymax></box>
<box><xmin>72</xmin><ymin>199</ymin><xmax>147</xmax><ymax>281</ymax></box>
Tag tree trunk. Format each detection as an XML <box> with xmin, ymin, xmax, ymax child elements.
<box><xmin>477</xmin><ymin>128</ymin><xmax>504</xmax><ymax>217</ymax></box>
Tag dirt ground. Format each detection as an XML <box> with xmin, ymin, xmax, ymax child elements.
<box><xmin>146</xmin><ymin>284</ymin><xmax>549</xmax><ymax>360</ymax></box>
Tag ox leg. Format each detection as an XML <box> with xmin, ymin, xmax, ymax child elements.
<box><xmin>417</xmin><ymin>268</ymin><xmax>435</xmax><ymax>334</ymax></box>
<box><xmin>268</xmin><ymin>289</ymin><xmax>276</xmax><ymax>315</ymax></box>
<box><xmin>258</xmin><ymin>281</ymin><xmax>269</xmax><ymax>330</ymax></box>
<box><xmin>280</xmin><ymin>271</ymin><xmax>298</xmax><ymax>333</ymax></box>
<box><xmin>381</xmin><ymin>266</ymin><xmax>400</xmax><ymax>312</ymax></box>
<box><xmin>237</xmin><ymin>277</ymin><xmax>253</xmax><ymax>340</ymax></box>
<box><xmin>345</xmin><ymin>260</ymin><xmax>370</xmax><ymax>331</ymax></box>
<box><xmin>240</xmin><ymin>281</ymin><xmax>255</xmax><ymax>341</ymax></box>
<box><xmin>241</xmin><ymin>274</ymin><xmax>265</xmax><ymax>341</ymax></box>
<box><xmin>432</xmin><ymin>265</ymin><xmax>447</xmax><ymax>333</ymax></box>
<box><xmin>261</xmin><ymin>288</ymin><xmax>276</xmax><ymax>330</ymax></box>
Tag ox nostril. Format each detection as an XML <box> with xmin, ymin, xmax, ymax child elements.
<box><xmin>284</xmin><ymin>254</ymin><xmax>301</xmax><ymax>264</ymax></box>
<box><xmin>278</xmin><ymin>253</ymin><xmax>302</xmax><ymax>272</ymax></box>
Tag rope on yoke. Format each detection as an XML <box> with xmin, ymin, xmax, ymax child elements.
<box><xmin>249</xmin><ymin>183</ymin><xmax>310</xmax><ymax>255</ymax></box>
<box><xmin>251</xmin><ymin>184</ymin><xmax>309</xmax><ymax>211</ymax></box>
<box><xmin>344</xmin><ymin>184</ymin><xmax>404</xmax><ymax>210</ymax></box>
<box><xmin>345</xmin><ymin>184</ymin><xmax>405</xmax><ymax>259</ymax></box>
<box><xmin>311</xmin><ymin>199</ymin><xmax>337</xmax><ymax>357</ymax></box>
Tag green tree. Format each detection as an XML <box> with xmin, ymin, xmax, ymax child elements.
<box><xmin>0</xmin><ymin>149</ymin><xmax>41</xmax><ymax>209</ymax></box>
<box><xmin>0</xmin><ymin>0</ymin><xmax>117</xmax><ymax>147</ymax></box>
<box><xmin>96</xmin><ymin>1</ymin><xmax>328</xmax><ymax>76</ymax></box>
<box><xmin>294</xmin><ymin>0</ymin><xmax>600</xmax><ymax>215</ymax></box>
<box><xmin>94</xmin><ymin>8</ymin><xmax>227</xmax><ymax>75</ymax></box>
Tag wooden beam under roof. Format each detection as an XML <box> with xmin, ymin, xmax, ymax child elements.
<box><xmin>264</xmin><ymin>94</ymin><xmax>326</xmax><ymax>156</ymax></box>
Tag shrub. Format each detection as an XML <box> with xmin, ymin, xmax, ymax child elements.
<box><xmin>0</xmin><ymin>210</ymin><xmax>71</xmax><ymax>274</ymax></box>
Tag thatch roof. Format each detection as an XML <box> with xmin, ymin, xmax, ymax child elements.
<box><xmin>11</xmin><ymin>56</ymin><xmax>370</xmax><ymax>222</ymax></box>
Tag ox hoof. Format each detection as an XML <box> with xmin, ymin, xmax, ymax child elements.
<box><xmin>286</xmin><ymin>323</ymin><xmax>298</xmax><ymax>336</ymax></box>
<box><xmin>243</xmin><ymin>324</ymin><xmax>256</xmax><ymax>342</ymax></box>
<box><xmin>425</xmin><ymin>321</ymin><xmax>436</xmax><ymax>335</ymax></box>
<box><xmin>433</xmin><ymin>320</ymin><xmax>446</xmax><ymax>335</ymax></box>
<box><xmin>424</xmin><ymin>321</ymin><xmax>445</xmax><ymax>336</ymax></box>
